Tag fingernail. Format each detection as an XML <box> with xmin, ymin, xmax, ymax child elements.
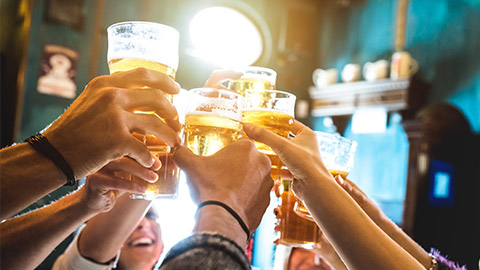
<box><xmin>174</xmin><ymin>81</ymin><xmax>181</xmax><ymax>90</ymax></box>
<box><xmin>148</xmin><ymin>171</ymin><xmax>159</xmax><ymax>183</ymax></box>
<box><xmin>337</xmin><ymin>175</ymin><xmax>345</xmax><ymax>185</ymax></box>
<box><xmin>150</xmin><ymin>156</ymin><xmax>156</xmax><ymax>167</ymax></box>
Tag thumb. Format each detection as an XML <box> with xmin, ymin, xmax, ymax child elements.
<box><xmin>243</xmin><ymin>123</ymin><xmax>289</xmax><ymax>154</ymax></box>
<box><xmin>172</xmin><ymin>146</ymin><xmax>198</xmax><ymax>169</ymax></box>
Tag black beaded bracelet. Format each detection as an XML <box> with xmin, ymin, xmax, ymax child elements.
<box><xmin>196</xmin><ymin>200</ymin><xmax>251</xmax><ymax>242</ymax></box>
<box><xmin>25</xmin><ymin>133</ymin><xmax>77</xmax><ymax>186</ymax></box>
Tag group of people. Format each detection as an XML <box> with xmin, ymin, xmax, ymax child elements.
<box><xmin>0</xmin><ymin>68</ymin><xmax>466</xmax><ymax>269</ymax></box>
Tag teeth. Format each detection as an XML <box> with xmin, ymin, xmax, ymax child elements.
<box><xmin>131</xmin><ymin>237</ymin><xmax>153</xmax><ymax>247</ymax></box>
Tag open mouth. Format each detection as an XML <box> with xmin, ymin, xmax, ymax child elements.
<box><xmin>129</xmin><ymin>237</ymin><xmax>155</xmax><ymax>247</ymax></box>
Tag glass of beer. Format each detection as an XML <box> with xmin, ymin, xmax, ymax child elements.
<box><xmin>107</xmin><ymin>21</ymin><xmax>181</xmax><ymax>199</ymax></box>
<box><xmin>241</xmin><ymin>89</ymin><xmax>296</xmax><ymax>180</ymax></box>
<box><xmin>277</xmin><ymin>179</ymin><xmax>323</xmax><ymax>249</ymax></box>
<box><xmin>226</xmin><ymin>66</ymin><xmax>277</xmax><ymax>95</ymax></box>
<box><xmin>277</xmin><ymin>132</ymin><xmax>357</xmax><ymax>249</ymax></box>
<box><xmin>293</xmin><ymin>132</ymin><xmax>358</xmax><ymax>220</ymax></box>
<box><xmin>184</xmin><ymin>88</ymin><xmax>243</xmax><ymax>156</ymax></box>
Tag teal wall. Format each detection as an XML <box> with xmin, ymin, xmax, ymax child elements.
<box><xmin>18</xmin><ymin>0</ymin><xmax>98</xmax><ymax>140</ymax></box>
<box><xmin>313</xmin><ymin>0</ymin><xmax>480</xmax><ymax>224</ymax></box>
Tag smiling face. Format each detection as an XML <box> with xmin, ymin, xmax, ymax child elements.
<box><xmin>118</xmin><ymin>208</ymin><xmax>163</xmax><ymax>270</ymax></box>
<box><xmin>288</xmin><ymin>248</ymin><xmax>330</xmax><ymax>270</ymax></box>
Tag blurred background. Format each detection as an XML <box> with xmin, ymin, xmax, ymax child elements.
<box><xmin>1</xmin><ymin>0</ymin><xmax>479</xmax><ymax>269</ymax></box>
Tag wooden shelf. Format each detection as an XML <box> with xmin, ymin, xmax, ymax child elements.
<box><xmin>309</xmin><ymin>79</ymin><xmax>410</xmax><ymax>117</ymax></box>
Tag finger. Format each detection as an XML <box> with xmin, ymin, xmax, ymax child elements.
<box><xmin>104</xmin><ymin>156</ymin><xmax>161</xmax><ymax>171</ymax></box>
<box><xmin>119</xmin><ymin>89</ymin><xmax>181</xmax><ymax>132</ymax></box>
<box><xmin>172</xmin><ymin>146</ymin><xmax>199</xmax><ymax>170</ymax></box>
<box><xmin>290</xmin><ymin>120</ymin><xmax>314</xmax><ymax>136</ymax></box>
<box><xmin>123</xmin><ymin>136</ymin><xmax>157</xmax><ymax>168</ymax></box>
<box><xmin>127</xmin><ymin>112</ymin><xmax>181</xmax><ymax>146</ymax></box>
<box><xmin>204</xmin><ymin>69</ymin><xmax>242</xmax><ymax>88</ymax></box>
<box><xmin>109</xmin><ymin>68</ymin><xmax>181</xmax><ymax>94</ymax></box>
<box><xmin>92</xmin><ymin>174</ymin><xmax>147</xmax><ymax>194</ymax></box>
<box><xmin>103</xmin><ymin>157</ymin><xmax>160</xmax><ymax>183</ymax></box>
<box><xmin>334</xmin><ymin>174</ymin><xmax>345</xmax><ymax>186</ymax></box>
<box><xmin>243</xmin><ymin>123</ymin><xmax>290</xmax><ymax>154</ymax></box>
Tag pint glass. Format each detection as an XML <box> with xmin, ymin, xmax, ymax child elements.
<box><xmin>242</xmin><ymin>89</ymin><xmax>296</xmax><ymax>180</ymax></box>
<box><xmin>226</xmin><ymin>66</ymin><xmax>277</xmax><ymax>95</ymax></box>
<box><xmin>184</xmin><ymin>88</ymin><xmax>243</xmax><ymax>156</ymax></box>
<box><xmin>294</xmin><ymin>132</ymin><xmax>358</xmax><ymax>220</ymax></box>
<box><xmin>107</xmin><ymin>21</ymin><xmax>181</xmax><ymax>199</ymax></box>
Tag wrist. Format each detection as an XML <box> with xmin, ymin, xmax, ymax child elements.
<box><xmin>194</xmin><ymin>203</ymin><xmax>248</xmax><ymax>248</ymax></box>
<box><xmin>73</xmin><ymin>187</ymin><xmax>105</xmax><ymax>218</ymax></box>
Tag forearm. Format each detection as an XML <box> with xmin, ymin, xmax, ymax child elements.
<box><xmin>0</xmin><ymin>189</ymin><xmax>97</xmax><ymax>270</ymax></box>
<box><xmin>0</xmin><ymin>143</ymin><xmax>67</xmax><ymax>220</ymax></box>
<box><xmin>300</xmin><ymin>173</ymin><xmax>424</xmax><ymax>270</ymax></box>
<box><xmin>343</xmin><ymin>180</ymin><xmax>432</xmax><ymax>268</ymax></box>
<box><xmin>78</xmin><ymin>194</ymin><xmax>152</xmax><ymax>263</ymax></box>
<box><xmin>194</xmin><ymin>205</ymin><xmax>248</xmax><ymax>249</ymax></box>
<box><xmin>376</xmin><ymin>216</ymin><xmax>431</xmax><ymax>268</ymax></box>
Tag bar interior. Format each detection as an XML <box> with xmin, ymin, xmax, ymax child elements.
<box><xmin>1</xmin><ymin>0</ymin><xmax>479</xmax><ymax>269</ymax></box>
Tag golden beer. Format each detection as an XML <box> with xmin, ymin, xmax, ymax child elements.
<box><xmin>128</xmin><ymin>133</ymin><xmax>180</xmax><ymax>199</ymax></box>
<box><xmin>228</xmin><ymin>77</ymin><xmax>275</xmax><ymax>96</ymax></box>
<box><xmin>184</xmin><ymin>112</ymin><xmax>242</xmax><ymax>156</ymax></box>
<box><xmin>267</xmin><ymin>154</ymin><xmax>293</xmax><ymax>181</ymax></box>
<box><xmin>108</xmin><ymin>58</ymin><xmax>176</xmax><ymax>79</ymax></box>
<box><xmin>108</xmin><ymin>59</ymin><xmax>180</xmax><ymax>199</ymax></box>
<box><xmin>131</xmin><ymin>151</ymin><xmax>180</xmax><ymax>198</ymax></box>
<box><xmin>107</xmin><ymin>21</ymin><xmax>180</xmax><ymax>199</ymax></box>
<box><xmin>242</xmin><ymin>109</ymin><xmax>293</xmax><ymax>155</ymax></box>
<box><xmin>278</xmin><ymin>179</ymin><xmax>322</xmax><ymax>249</ymax></box>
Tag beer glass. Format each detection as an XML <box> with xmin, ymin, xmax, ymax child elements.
<box><xmin>107</xmin><ymin>21</ymin><xmax>181</xmax><ymax>199</ymax></box>
<box><xmin>278</xmin><ymin>132</ymin><xmax>357</xmax><ymax>249</ymax></box>
<box><xmin>242</xmin><ymin>89</ymin><xmax>296</xmax><ymax>180</ymax></box>
<box><xmin>226</xmin><ymin>66</ymin><xmax>277</xmax><ymax>96</ymax></box>
<box><xmin>184</xmin><ymin>88</ymin><xmax>243</xmax><ymax>156</ymax></box>
<box><xmin>294</xmin><ymin>132</ymin><xmax>358</xmax><ymax>220</ymax></box>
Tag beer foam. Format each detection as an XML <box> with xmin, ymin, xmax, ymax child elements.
<box><xmin>107</xmin><ymin>23</ymin><xmax>179</xmax><ymax>70</ymax></box>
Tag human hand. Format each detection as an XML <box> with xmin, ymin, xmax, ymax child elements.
<box><xmin>333</xmin><ymin>176</ymin><xmax>386</xmax><ymax>224</ymax></box>
<box><xmin>203</xmin><ymin>69</ymin><xmax>242</xmax><ymax>89</ymax></box>
<box><xmin>43</xmin><ymin>68</ymin><xmax>181</xmax><ymax>179</ymax></box>
<box><xmin>243</xmin><ymin>120</ymin><xmax>332</xmax><ymax>201</ymax></box>
<box><xmin>78</xmin><ymin>156</ymin><xmax>161</xmax><ymax>214</ymax></box>
<box><xmin>173</xmin><ymin>139</ymin><xmax>273</xmax><ymax>231</ymax></box>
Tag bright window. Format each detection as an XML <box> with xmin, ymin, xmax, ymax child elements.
<box><xmin>189</xmin><ymin>6</ymin><xmax>263</xmax><ymax>67</ymax></box>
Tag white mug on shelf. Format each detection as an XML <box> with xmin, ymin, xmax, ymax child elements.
<box><xmin>341</xmin><ymin>63</ymin><xmax>361</xmax><ymax>82</ymax></box>
<box><xmin>312</xmin><ymin>68</ymin><xmax>338</xmax><ymax>88</ymax></box>
<box><xmin>363</xmin><ymin>59</ymin><xmax>389</xmax><ymax>81</ymax></box>
<box><xmin>390</xmin><ymin>51</ymin><xmax>418</xmax><ymax>79</ymax></box>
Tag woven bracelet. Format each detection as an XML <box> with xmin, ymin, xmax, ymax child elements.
<box><xmin>25</xmin><ymin>133</ymin><xmax>77</xmax><ymax>186</ymax></box>
<box><xmin>197</xmin><ymin>200</ymin><xmax>251</xmax><ymax>242</ymax></box>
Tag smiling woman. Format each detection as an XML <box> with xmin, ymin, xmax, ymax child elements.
<box><xmin>189</xmin><ymin>6</ymin><xmax>264</xmax><ymax>67</ymax></box>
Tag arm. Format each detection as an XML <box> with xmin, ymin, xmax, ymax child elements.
<box><xmin>244</xmin><ymin>121</ymin><xmax>425</xmax><ymax>270</ymax></box>
<box><xmin>334</xmin><ymin>176</ymin><xmax>432</xmax><ymax>268</ymax></box>
<box><xmin>160</xmin><ymin>139</ymin><xmax>273</xmax><ymax>268</ymax></box>
<box><xmin>0</xmin><ymin>157</ymin><xmax>156</xmax><ymax>270</ymax></box>
<box><xmin>78</xmin><ymin>195</ymin><xmax>151</xmax><ymax>263</ymax></box>
<box><xmin>0</xmin><ymin>68</ymin><xmax>181</xmax><ymax>220</ymax></box>
<box><xmin>0</xmin><ymin>142</ymin><xmax>68</xmax><ymax>220</ymax></box>
<box><xmin>0</xmin><ymin>188</ymin><xmax>98</xmax><ymax>270</ymax></box>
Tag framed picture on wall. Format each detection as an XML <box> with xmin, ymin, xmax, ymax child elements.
<box><xmin>44</xmin><ymin>0</ymin><xmax>85</xmax><ymax>30</ymax></box>
<box><xmin>37</xmin><ymin>44</ymin><xmax>79</xmax><ymax>99</ymax></box>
